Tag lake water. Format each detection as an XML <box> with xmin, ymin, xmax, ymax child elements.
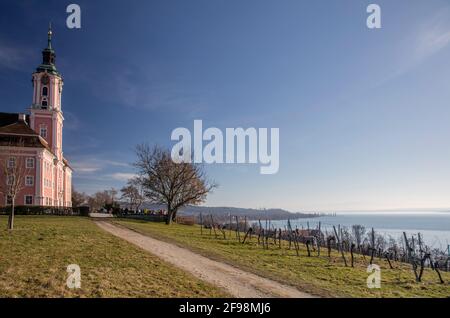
<box><xmin>270</xmin><ymin>212</ymin><xmax>450</xmax><ymax>251</ymax></box>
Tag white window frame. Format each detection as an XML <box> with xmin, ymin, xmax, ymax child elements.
<box><xmin>6</xmin><ymin>175</ymin><xmax>14</xmax><ymax>185</ymax></box>
<box><xmin>25</xmin><ymin>175</ymin><xmax>34</xmax><ymax>186</ymax></box>
<box><xmin>24</xmin><ymin>195</ymin><xmax>33</xmax><ymax>205</ymax></box>
<box><xmin>8</xmin><ymin>157</ymin><xmax>15</xmax><ymax>168</ymax></box>
<box><xmin>40</xmin><ymin>127</ymin><xmax>47</xmax><ymax>138</ymax></box>
<box><xmin>26</xmin><ymin>157</ymin><xmax>35</xmax><ymax>168</ymax></box>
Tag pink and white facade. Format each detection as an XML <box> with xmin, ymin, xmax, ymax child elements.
<box><xmin>0</xmin><ymin>27</ymin><xmax>72</xmax><ymax>207</ymax></box>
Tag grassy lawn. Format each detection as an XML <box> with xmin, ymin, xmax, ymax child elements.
<box><xmin>0</xmin><ymin>216</ymin><xmax>228</xmax><ymax>298</ymax></box>
<box><xmin>114</xmin><ymin>218</ymin><xmax>450</xmax><ymax>298</ymax></box>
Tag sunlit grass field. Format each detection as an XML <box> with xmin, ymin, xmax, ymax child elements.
<box><xmin>0</xmin><ymin>216</ymin><xmax>228</xmax><ymax>298</ymax></box>
<box><xmin>115</xmin><ymin>218</ymin><xmax>450</xmax><ymax>298</ymax></box>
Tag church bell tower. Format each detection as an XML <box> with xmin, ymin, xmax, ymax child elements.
<box><xmin>29</xmin><ymin>24</ymin><xmax>64</xmax><ymax>160</ymax></box>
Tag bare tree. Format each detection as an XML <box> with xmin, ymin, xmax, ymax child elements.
<box><xmin>120</xmin><ymin>184</ymin><xmax>136</xmax><ymax>210</ymax></box>
<box><xmin>87</xmin><ymin>191</ymin><xmax>111</xmax><ymax>211</ymax></box>
<box><xmin>132</xmin><ymin>177</ymin><xmax>145</xmax><ymax>211</ymax></box>
<box><xmin>134</xmin><ymin>144</ymin><xmax>216</xmax><ymax>224</ymax></box>
<box><xmin>352</xmin><ymin>224</ymin><xmax>366</xmax><ymax>248</ymax></box>
<box><xmin>0</xmin><ymin>141</ymin><xmax>30</xmax><ymax>230</ymax></box>
<box><xmin>108</xmin><ymin>187</ymin><xmax>118</xmax><ymax>206</ymax></box>
<box><xmin>120</xmin><ymin>177</ymin><xmax>145</xmax><ymax>211</ymax></box>
<box><xmin>71</xmin><ymin>188</ymin><xmax>87</xmax><ymax>207</ymax></box>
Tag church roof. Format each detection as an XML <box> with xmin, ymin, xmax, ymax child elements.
<box><xmin>0</xmin><ymin>113</ymin><xmax>53</xmax><ymax>153</ymax></box>
<box><xmin>0</xmin><ymin>112</ymin><xmax>29</xmax><ymax>127</ymax></box>
<box><xmin>0</xmin><ymin>120</ymin><xmax>36</xmax><ymax>135</ymax></box>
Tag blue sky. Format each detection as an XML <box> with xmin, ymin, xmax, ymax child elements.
<box><xmin>1</xmin><ymin>0</ymin><xmax>450</xmax><ymax>211</ymax></box>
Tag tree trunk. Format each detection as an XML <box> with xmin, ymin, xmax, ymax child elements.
<box><xmin>8</xmin><ymin>201</ymin><xmax>15</xmax><ymax>230</ymax></box>
<box><xmin>369</xmin><ymin>248</ymin><xmax>376</xmax><ymax>265</ymax></box>
<box><xmin>350</xmin><ymin>243</ymin><xmax>355</xmax><ymax>267</ymax></box>
<box><xmin>317</xmin><ymin>222</ymin><xmax>321</xmax><ymax>256</ymax></box>
<box><xmin>172</xmin><ymin>213</ymin><xmax>177</xmax><ymax>221</ymax></box>
<box><xmin>433</xmin><ymin>262</ymin><xmax>445</xmax><ymax>284</ymax></box>
<box><xmin>327</xmin><ymin>237</ymin><xmax>332</xmax><ymax>258</ymax></box>
<box><xmin>166</xmin><ymin>205</ymin><xmax>174</xmax><ymax>225</ymax></box>
<box><xmin>278</xmin><ymin>228</ymin><xmax>282</xmax><ymax>249</ymax></box>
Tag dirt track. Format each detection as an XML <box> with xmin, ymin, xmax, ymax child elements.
<box><xmin>95</xmin><ymin>221</ymin><xmax>313</xmax><ymax>298</ymax></box>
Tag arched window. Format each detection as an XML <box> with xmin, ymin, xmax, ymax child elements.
<box><xmin>42</xmin><ymin>100</ymin><xmax>48</xmax><ymax>108</ymax></box>
<box><xmin>42</xmin><ymin>86</ymin><xmax>48</xmax><ymax>96</ymax></box>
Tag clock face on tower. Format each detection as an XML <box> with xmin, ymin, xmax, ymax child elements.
<box><xmin>41</xmin><ymin>75</ymin><xmax>49</xmax><ymax>85</ymax></box>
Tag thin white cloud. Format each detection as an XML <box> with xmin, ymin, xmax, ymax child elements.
<box><xmin>70</xmin><ymin>162</ymin><xmax>101</xmax><ymax>173</ymax></box>
<box><xmin>73</xmin><ymin>172</ymin><xmax>137</xmax><ymax>194</ymax></box>
<box><xmin>100</xmin><ymin>159</ymin><xmax>130</xmax><ymax>167</ymax></box>
<box><xmin>82</xmin><ymin>65</ymin><xmax>212</xmax><ymax>117</ymax></box>
<box><xmin>63</xmin><ymin>111</ymin><xmax>81</xmax><ymax>130</ymax></box>
<box><xmin>376</xmin><ymin>7</ymin><xmax>450</xmax><ymax>86</ymax></box>
<box><xmin>70</xmin><ymin>157</ymin><xmax>130</xmax><ymax>174</ymax></box>
<box><xmin>108</xmin><ymin>172</ymin><xmax>137</xmax><ymax>181</ymax></box>
<box><xmin>413</xmin><ymin>8</ymin><xmax>450</xmax><ymax>62</ymax></box>
<box><xmin>0</xmin><ymin>41</ymin><xmax>31</xmax><ymax>71</ymax></box>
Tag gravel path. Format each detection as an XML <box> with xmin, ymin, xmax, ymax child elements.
<box><xmin>95</xmin><ymin>221</ymin><xmax>313</xmax><ymax>298</ymax></box>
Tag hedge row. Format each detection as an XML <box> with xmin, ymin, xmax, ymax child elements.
<box><xmin>0</xmin><ymin>205</ymin><xmax>90</xmax><ymax>216</ymax></box>
<box><xmin>117</xmin><ymin>213</ymin><xmax>167</xmax><ymax>222</ymax></box>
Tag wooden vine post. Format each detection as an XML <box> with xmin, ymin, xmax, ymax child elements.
<box><xmin>210</xmin><ymin>214</ymin><xmax>218</xmax><ymax>238</ymax></box>
<box><xmin>350</xmin><ymin>243</ymin><xmax>355</xmax><ymax>267</ymax></box>
<box><xmin>235</xmin><ymin>216</ymin><xmax>241</xmax><ymax>243</ymax></box>
<box><xmin>403</xmin><ymin>232</ymin><xmax>420</xmax><ymax>282</ymax></box>
<box><xmin>317</xmin><ymin>222</ymin><xmax>321</xmax><ymax>256</ymax></box>
<box><xmin>333</xmin><ymin>225</ymin><xmax>347</xmax><ymax>267</ymax></box>
<box><xmin>369</xmin><ymin>228</ymin><xmax>376</xmax><ymax>265</ymax></box>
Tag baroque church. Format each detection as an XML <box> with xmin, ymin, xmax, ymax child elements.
<box><xmin>0</xmin><ymin>27</ymin><xmax>72</xmax><ymax>207</ymax></box>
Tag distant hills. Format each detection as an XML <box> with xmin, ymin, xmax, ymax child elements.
<box><xmin>138</xmin><ymin>203</ymin><xmax>319</xmax><ymax>220</ymax></box>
